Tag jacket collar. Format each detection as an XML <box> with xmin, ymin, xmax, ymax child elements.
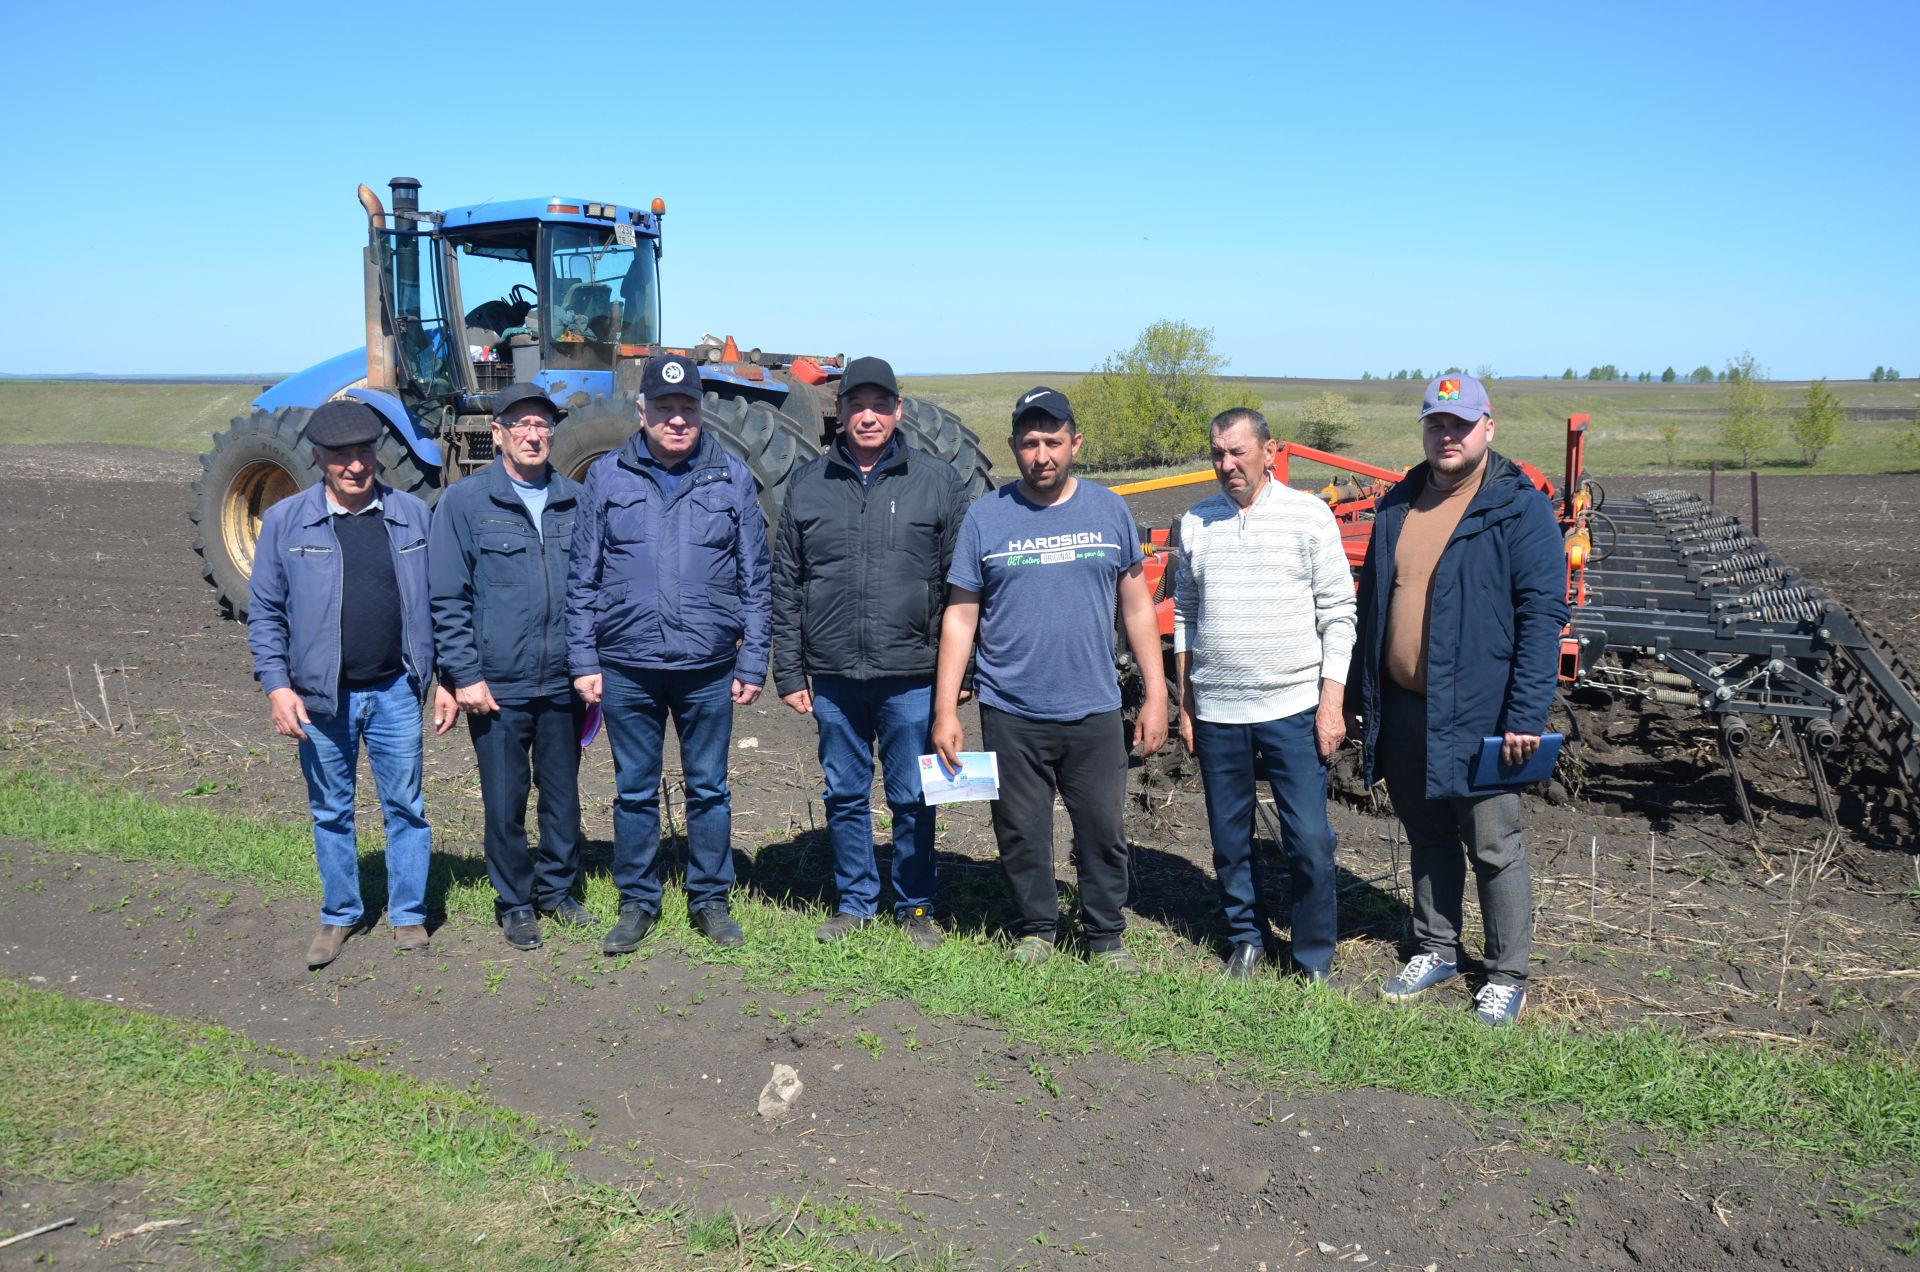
<box><xmin>1380</xmin><ymin>450</ymin><xmax>1526</xmax><ymax>520</ymax></box>
<box><xmin>824</xmin><ymin>433</ymin><xmax>910</xmax><ymax>479</ymax></box>
<box><xmin>617</xmin><ymin>428</ymin><xmax>725</xmax><ymax>487</ymax></box>
<box><xmin>296</xmin><ymin>480</ymin><xmax>412</xmax><ymax>528</ymax></box>
<box><xmin>479</xmin><ymin>456</ymin><xmax>579</xmax><ymax>508</ymax></box>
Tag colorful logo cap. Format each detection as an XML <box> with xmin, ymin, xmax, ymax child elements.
<box><xmin>1420</xmin><ymin>373</ymin><xmax>1492</xmax><ymax>424</ymax></box>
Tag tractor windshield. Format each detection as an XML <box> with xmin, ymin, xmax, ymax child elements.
<box><xmin>542</xmin><ymin>224</ymin><xmax>660</xmax><ymax>371</ymax></box>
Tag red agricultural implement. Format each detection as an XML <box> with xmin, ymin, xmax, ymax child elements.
<box><xmin>1118</xmin><ymin>417</ymin><xmax>1920</xmax><ymax>838</ymax></box>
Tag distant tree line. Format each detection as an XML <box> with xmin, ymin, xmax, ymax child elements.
<box><xmin>1870</xmin><ymin>366</ymin><xmax>1903</xmax><ymax>381</ymax></box>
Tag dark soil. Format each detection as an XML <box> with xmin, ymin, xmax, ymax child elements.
<box><xmin>1</xmin><ymin>450</ymin><xmax>1916</xmax><ymax>1268</ymax></box>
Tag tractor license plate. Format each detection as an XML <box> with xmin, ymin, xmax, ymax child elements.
<box><xmin>614</xmin><ymin>223</ymin><xmax>635</xmax><ymax>248</ymax></box>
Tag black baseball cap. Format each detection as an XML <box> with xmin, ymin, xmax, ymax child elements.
<box><xmin>304</xmin><ymin>399</ymin><xmax>385</xmax><ymax>448</ymax></box>
<box><xmin>837</xmin><ymin>356</ymin><xmax>899</xmax><ymax>399</ymax></box>
<box><xmin>492</xmin><ymin>382</ymin><xmax>567</xmax><ymax>422</ymax></box>
<box><xmin>639</xmin><ymin>353</ymin><xmax>703</xmax><ymax>401</ymax></box>
<box><xmin>1011</xmin><ymin>385</ymin><xmax>1074</xmax><ymax>427</ymax></box>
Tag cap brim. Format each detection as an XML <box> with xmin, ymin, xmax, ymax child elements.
<box><xmin>1420</xmin><ymin>403</ymin><xmax>1487</xmax><ymax>423</ymax></box>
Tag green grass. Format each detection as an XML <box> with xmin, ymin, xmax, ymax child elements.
<box><xmin>0</xmin><ymin>380</ymin><xmax>269</xmax><ymax>450</ymax></box>
<box><xmin>3</xmin><ymin>767</ymin><xmax>1916</xmax><ymax>1184</ymax></box>
<box><xmin>0</xmin><ymin>978</ymin><xmax>950</xmax><ymax>1268</ymax></box>
<box><xmin>900</xmin><ymin>372</ymin><xmax>1920</xmax><ymax>481</ymax></box>
<box><xmin>6</xmin><ymin>374</ymin><xmax>1916</xmax><ymax>475</ymax></box>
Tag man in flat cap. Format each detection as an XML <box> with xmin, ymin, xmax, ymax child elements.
<box><xmin>771</xmin><ymin>357</ymin><xmax>971</xmax><ymax>949</ymax></box>
<box><xmin>566</xmin><ymin>353</ymin><xmax>772</xmax><ymax>954</ymax></box>
<box><xmin>430</xmin><ymin>384</ymin><xmax>591</xmax><ymax>951</ymax></box>
<box><xmin>248</xmin><ymin>399</ymin><xmax>438</xmax><ymax>969</ymax></box>
<box><xmin>932</xmin><ymin>387</ymin><xmax>1168</xmax><ymax>971</ymax></box>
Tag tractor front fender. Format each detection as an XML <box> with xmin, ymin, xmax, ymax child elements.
<box><xmin>342</xmin><ymin>388</ymin><xmax>444</xmax><ymax>469</ymax></box>
<box><xmin>251</xmin><ymin>353</ymin><xmax>443</xmax><ymax>470</ymax></box>
<box><xmin>254</xmin><ymin>349</ymin><xmax>368</xmax><ymax>412</ymax></box>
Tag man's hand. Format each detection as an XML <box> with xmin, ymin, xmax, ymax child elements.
<box><xmin>1315</xmin><ymin>681</ymin><xmax>1347</xmax><ymax>759</ymax></box>
<box><xmin>1177</xmin><ymin>695</ymin><xmax>1196</xmax><ymax>756</ymax></box>
<box><xmin>456</xmin><ymin>680</ymin><xmax>500</xmax><ymax>716</ymax></box>
<box><xmin>268</xmin><ymin>687</ymin><xmax>310</xmax><ymax>741</ymax></box>
<box><xmin>1501</xmin><ymin>731</ymin><xmax>1542</xmax><ymax>767</ymax></box>
<box><xmin>931</xmin><ymin>710</ymin><xmax>965</xmax><ymax>773</ymax></box>
<box><xmin>432</xmin><ymin>685</ymin><xmax>459</xmax><ymax>735</ymax></box>
<box><xmin>1133</xmin><ymin>690</ymin><xmax>1169</xmax><ymax>757</ymax></box>
<box><xmin>782</xmin><ymin>688</ymin><xmax>813</xmax><ymax>714</ymax></box>
<box><xmin>573</xmin><ymin>674</ymin><xmax>603</xmax><ymax>705</ymax></box>
<box><xmin>732</xmin><ymin>679</ymin><xmax>762</xmax><ymax>706</ymax></box>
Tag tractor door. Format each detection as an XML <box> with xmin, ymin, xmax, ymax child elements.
<box><xmin>374</xmin><ymin>226</ymin><xmax>472</xmax><ymax>413</ymax></box>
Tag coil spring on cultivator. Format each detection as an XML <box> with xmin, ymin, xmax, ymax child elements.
<box><xmin>1572</xmin><ymin>487</ymin><xmax>1920</xmax><ymax>835</ymax></box>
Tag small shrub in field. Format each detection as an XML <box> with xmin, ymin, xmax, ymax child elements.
<box><xmin>1719</xmin><ymin>351</ymin><xmax>1779</xmax><ymax>466</ymax></box>
<box><xmin>1658</xmin><ymin>421</ymin><xmax>1680</xmax><ymax>467</ymax></box>
<box><xmin>1788</xmin><ymin>378</ymin><xmax>1844</xmax><ymax>466</ymax></box>
<box><xmin>1291</xmin><ymin>391</ymin><xmax>1360</xmax><ymax>451</ymax></box>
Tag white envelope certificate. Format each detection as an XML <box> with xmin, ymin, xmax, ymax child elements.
<box><xmin>918</xmin><ymin>751</ymin><xmax>1000</xmax><ymax>804</ymax></box>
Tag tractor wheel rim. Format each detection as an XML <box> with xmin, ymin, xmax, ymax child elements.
<box><xmin>220</xmin><ymin>461</ymin><xmax>299</xmax><ymax>576</ymax></box>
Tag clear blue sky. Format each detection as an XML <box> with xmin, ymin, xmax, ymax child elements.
<box><xmin>3</xmin><ymin>0</ymin><xmax>1913</xmax><ymax>380</ymax></box>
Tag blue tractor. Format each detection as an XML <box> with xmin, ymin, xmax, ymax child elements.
<box><xmin>191</xmin><ymin>176</ymin><xmax>990</xmax><ymax>617</ymax></box>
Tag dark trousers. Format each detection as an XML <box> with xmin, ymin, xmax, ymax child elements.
<box><xmin>1193</xmin><ymin>710</ymin><xmax>1339</xmax><ymax>971</ymax></box>
<box><xmin>1377</xmin><ymin>684</ymin><xmax>1533</xmax><ymax>986</ymax></box>
<box><xmin>979</xmin><ymin>704</ymin><xmax>1130</xmax><ymax>952</ymax></box>
<box><xmin>601</xmin><ymin>662</ymin><xmax>737</xmax><ymax>914</ymax></box>
<box><xmin>468</xmin><ymin>694</ymin><xmax>585</xmax><ymax>915</ymax></box>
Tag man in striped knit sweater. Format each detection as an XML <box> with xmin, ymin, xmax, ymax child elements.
<box><xmin>1173</xmin><ymin>408</ymin><xmax>1356</xmax><ymax>981</ymax></box>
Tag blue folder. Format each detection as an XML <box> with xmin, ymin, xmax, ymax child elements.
<box><xmin>1469</xmin><ymin>732</ymin><xmax>1564</xmax><ymax>789</ymax></box>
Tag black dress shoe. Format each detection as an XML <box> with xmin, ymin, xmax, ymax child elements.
<box><xmin>540</xmin><ymin>897</ymin><xmax>598</xmax><ymax>929</ymax></box>
<box><xmin>602</xmin><ymin>902</ymin><xmax>657</xmax><ymax>954</ymax></box>
<box><xmin>692</xmin><ymin>904</ymin><xmax>745</xmax><ymax>948</ymax></box>
<box><xmin>501</xmin><ymin>907</ymin><xmax>541</xmax><ymax>950</ymax></box>
<box><xmin>1222</xmin><ymin>943</ymin><xmax>1265</xmax><ymax>980</ymax></box>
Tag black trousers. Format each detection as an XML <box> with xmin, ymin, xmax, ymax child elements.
<box><xmin>979</xmin><ymin>704</ymin><xmax>1130</xmax><ymax>951</ymax></box>
<box><xmin>468</xmin><ymin>694</ymin><xmax>585</xmax><ymax>914</ymax></box>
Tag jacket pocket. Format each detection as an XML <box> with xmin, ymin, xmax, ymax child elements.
<box><xmin>689</xmin><ymin>490</ymin><xmax>740</xmax><ymax>549</ymax></box>
<box><xmin>604</xmin><ymin>491</ymin><xmax>650</xmax><ymax>546</ymax></box>
<box><xmin>478</xmin><ymin>537</ymin><xmax>532</xmax><ymax>590</ymax></box>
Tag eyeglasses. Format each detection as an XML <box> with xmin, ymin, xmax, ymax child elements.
<box><xmin>500</xmin><ymin>420</ymin><xmax>555</xmax><ymax>435</ymax></box>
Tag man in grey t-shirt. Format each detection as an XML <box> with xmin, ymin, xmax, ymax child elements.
<box><xmin>932</xmin><ymin>387</ymin><xmax>1168</xmax><ymax>971</ymax></box>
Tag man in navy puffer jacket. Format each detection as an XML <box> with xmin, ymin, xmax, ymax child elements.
<box><xmin>566</xmin><ymin>354</ymin><xmax>771</xmax><ymax>954</ymax></box>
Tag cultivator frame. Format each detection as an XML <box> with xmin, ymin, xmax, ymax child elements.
<box><xmin>1123</xmin><ymin>417</ymin><xmax>1920</xmax><ymax>838</ymax></box>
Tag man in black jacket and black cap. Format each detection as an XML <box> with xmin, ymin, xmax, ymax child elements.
<box><xmin>772</xmin><ymin>357</ymin><xmax>971</xmax><ymax>948</ymax></box>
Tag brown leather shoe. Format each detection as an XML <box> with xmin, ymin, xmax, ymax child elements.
<box><xmin>393</xmin><ymin>924</ymin><xmax>430</xmax><ymax>953</ymax></box>
<box><xmin>307</xmin><ymin>923</ymin><xmax>353</xmax><ymax>969</ymax></box>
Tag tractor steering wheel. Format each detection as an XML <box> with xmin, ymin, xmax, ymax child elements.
<box><xmin>509</xmin><ymin>283</ymin><xmax>537</xmax><ymax>307</ymax></box>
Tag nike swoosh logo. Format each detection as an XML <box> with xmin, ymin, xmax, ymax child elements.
<box><xmin>1021</xmin><ymin>390</ymin><xmax>1048</xmax><ymax>404</ymax></box>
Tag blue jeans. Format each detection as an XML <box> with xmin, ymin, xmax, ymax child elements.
<box><xmin>468</xmin><ymin>694</ymin><xmax>584</xmax><ymax>914</ymax></box>
<box><xmin>1193</xmin><ymin>709</ymin><xmax>1338</xmax><ymax>971</ymax></box>
<box><xmin>601</xmin><ymin>662</ymin><xmax>736</xmax><ymax>914</ymax></box>
<box><xmin>811</xmin><ymin>674</ymin><xmax>937</xmax><ymax>918</ymax></box>
<box><xmin>296</xmin><ymin>673</ymin><xmax>431</xmax><ymax>928</ymax></box>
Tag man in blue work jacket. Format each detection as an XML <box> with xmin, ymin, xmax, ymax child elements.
<box><xmin>430</xmin><ymin>383</ymin><xmax>591</xmax><ymax>952</ymax></box>
<box><xmin>247</xmin><ymin>399</ymin><xmax>437</xmax><ymax>970</ymax></box>
<box><xmin>566</xmin><ymin>353</ymin><xmax>772</xmax><ymax>954</ymax></box>
<box><xmin>1345</xmin><ymin>373</ymin><xmax>1570</xmax><ymax>1026</ymax></box>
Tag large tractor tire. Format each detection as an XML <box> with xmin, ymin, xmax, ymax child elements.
<box><xmin>779</xmin><ymin>379</ymin><xmax>829</xmax><ymax>447</ymax></box>
<box><xmin>546</xmin><ymin>394</ymin><xmax>819</xmax><ymax>526</ymax></box>
<box><xmin>899</xmin><ymin>396</ymin><xmax>994</xmax><ymax>497</ymax></box>
<box><xmin>191</xmin><ymin>407</ymin><xmax>321</xmax><ymax>619</ymax></box>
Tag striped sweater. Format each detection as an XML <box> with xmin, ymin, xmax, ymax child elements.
<box><xmin>1172</xmin><ymin>479</ymin><xmax>1357</xmax><ymax>724</ymax></box>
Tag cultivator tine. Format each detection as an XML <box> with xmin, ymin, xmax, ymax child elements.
<box><xmin>1719</xmin><ymin>730</ymin><xmax>1758</xmax><ymax>839</ymax></box>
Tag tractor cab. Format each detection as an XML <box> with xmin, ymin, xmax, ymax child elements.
<box><xmin>371</xmin><ymin>180</ymin><xmax>665</xmax><ymax>473</ymax></box>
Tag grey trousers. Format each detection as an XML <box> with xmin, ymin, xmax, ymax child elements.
<box><xmin>1377</xmin><ymin>685</ymin><xmax>1532</xmax><ymax>986</ymax></box>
